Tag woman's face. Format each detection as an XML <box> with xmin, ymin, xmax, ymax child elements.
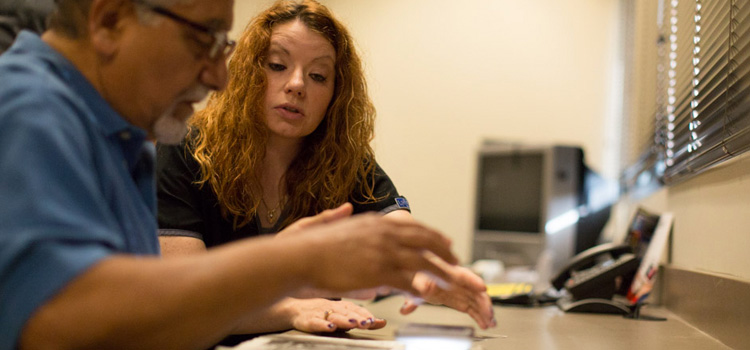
<box><xmin>263</xmin><ymin>19</ymin><xmax>336</xmax><ymax>143</ymax></box>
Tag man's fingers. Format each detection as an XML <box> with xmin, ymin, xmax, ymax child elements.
<box><xmin>399</xmin><ymin>299</ymin><xmax>419</xmax><ymax>315</ymax></box>
<box><xmin>468</xmin><ymin>309</ymin><xmax>488</xmax><ymax>329</ymax></box>
<box><xmin>410</xmin><ymin>268</ymin><xmax>496</xmax><ymax>330</ymax></box>
<box><xmin>323</xmin><ymin>202</ymin><xmax>354</xmax><ymax>222</ymax></box>
<box><xmin>467</xmin><ymin>292</ymin><xmax>495</xmax><ymax>329</ymax></box>
<box><xmin>411</xmin><ymin>254</ymin><xmax>455</xmax><ymax>288</ymax></box>
<box><xmin>383</xmin><ymin>251</ymin><xmax>457</xmax><ymax>302</ymax></box>
<box><xmin>278</xmin><ymin>204</ymin><xmax>354</xmax><ymax>239</ymax></box>
<box><xmin>338</xmin><ymin>288</ymin><xmax>379</xmax><ymax>300</ymax></box>
<box><xmin>388</xmin><ymin>224</ymin><xmax>458</xmax><ymax>266</ymax></box>
<box><xmin>386</xmin><ymin>271</ymin><xmax>425</xmax><ymax>297</ymax></box>
<box><xmin>451</xmin><ymin>266</ymin><xmax>487</xmax><ymax>292</ymax></box>
<box><xmin>306</xmin><ymin>203</ymin><xmax>353</xmax><ymax>228</ymax></box>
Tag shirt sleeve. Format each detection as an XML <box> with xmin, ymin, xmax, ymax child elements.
<box><xmin>0</xmin><ymin>85</ymin><xmax>116</xmax><ymax>350</ymax></box>
<box><xmin>156</xmin><ymin>142</ymin><xmax>207</xmax><ymax>239</ymax></box>
<box><xmin>350</xmin><ymin>163</ymin><xmax>411</xmax><ymax>215</ymax></box>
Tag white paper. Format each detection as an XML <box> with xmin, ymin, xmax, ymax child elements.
<box><xmin>216</xmin><ymin>333</ymin><xmax>404</xmax><ymax>350</ymax></box>
<box><xmin>626</xmin><ymin>212</ymin><xmax>673</xmax><ymax>304</ymax></box>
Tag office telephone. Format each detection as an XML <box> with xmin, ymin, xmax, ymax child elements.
<box><xmin>550</xmin><ymin>242</ymin><xmax>640</xmax><ymax>314</ymax></box>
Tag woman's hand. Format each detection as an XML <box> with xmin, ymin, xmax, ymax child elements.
<box><xmin>282</xmin><ymin>298</ymin><xmax>386</xmax><ymax>332</ymax></box>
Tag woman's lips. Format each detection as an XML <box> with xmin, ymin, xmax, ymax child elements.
<box><xmin>275</xmin><ymin>105</ymin><xmax>305</xmax><ymax>119</ymax></box>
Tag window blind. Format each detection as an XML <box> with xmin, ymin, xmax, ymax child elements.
<box><xmin>625</xmin><ymin>0</ymin><xmax>750</xmax><ymax>184</ymax></box>
<box><xmin>619</xmin><ymin>0</ymin><xmax>669</xmax><ymax>193</ymax></box>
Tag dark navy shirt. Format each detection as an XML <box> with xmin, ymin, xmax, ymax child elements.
<box><xmin>0</xmin><ymin>31</ymin><xmax>159</xmax><ymax>350</ymax></box>
<box><xmin>156</xmin><ymin>141</ymin><xmax>410</xmax><ymax>247</ymax></box>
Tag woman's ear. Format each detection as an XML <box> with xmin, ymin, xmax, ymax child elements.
<box><xmin>88</xmin><ymin>0</ymin><xmax>131</xmax><ymax>57</ymax></box>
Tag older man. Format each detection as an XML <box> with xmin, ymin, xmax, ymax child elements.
<box><xmin>0</xmin><ymin>1</ymin><xmax>483</xmax><ymax>349</ymax></box>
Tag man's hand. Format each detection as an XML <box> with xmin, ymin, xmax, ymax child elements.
<box><xmin>278</xmin><ymin>203</ymin><xmax>353</xmax><ymax>238</ymax></box>
<box><xmin>280</xmin><ymin>209</ymin><xmax>495</xmax><ymax>328</ymax></box>
<box><xmin>401</xmin><ymin>262</ymin><xmax>496</xmax><ymax>329</ymax></box>
<box><xmin>292</xmin><ymin>214</ymin><xmax>458</xmax><ymax>297</ymax></box>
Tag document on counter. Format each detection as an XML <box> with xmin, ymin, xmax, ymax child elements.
<box><xmin>216</xmin><ymin>333</ymin><xmax>404</xmax><ymax>350</ymax></box>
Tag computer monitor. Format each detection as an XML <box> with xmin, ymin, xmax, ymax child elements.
<box><xmin>472</xmin><ymin>142</ymin><xmax>606</xmax><ymax>275</ymax></box>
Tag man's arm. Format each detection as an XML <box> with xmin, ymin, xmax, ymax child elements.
<box><xmin>158</xmin><ymin>234</ymin><xmax>385</xmax><ymax>334</ymax></box>
<box><xmin>158</xmin><ymin>236</ymin><xmax>207</xmax><ymax>256</ymax></box>
<box><xmin>20</xmin><ymin>214</ymin><xmax>458</xmax><ymax>350</ymax></box>
<box><xmin>21</xmin><ymin>237</ymin><xmax>304</xmax><ymax>350</ymax></box>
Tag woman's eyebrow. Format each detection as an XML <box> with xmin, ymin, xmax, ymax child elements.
<box><xmin>267</xmin><ymin>44</ymin><xmax>290</xmax><ymax>56</ymax></box>
<box><xmin>267</xmin><ymin>44</ymin><xmax>334</xmax><ymax>65</ymax></box>
<box><xmin>312</xmin><ymin>54</ymin><xmax>335</xmax><ymax>64</ymax></box>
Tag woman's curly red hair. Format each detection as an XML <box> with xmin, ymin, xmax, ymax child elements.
<box><xmin>189</xmin><ymin>0</ymin><xmax>378</xmax><ymax>228</ymax></box>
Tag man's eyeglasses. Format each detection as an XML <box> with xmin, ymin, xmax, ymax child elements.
<box><xmin>133</xmin><ymin>0</ymin><xmax>236</xmax><ymax>60</ymax></box>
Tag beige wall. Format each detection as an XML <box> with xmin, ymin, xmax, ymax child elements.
<box><xmin>231</xmin><ymin>0</ymin><xmax>622</xmax><ymax>263</ymax></box>
<box><xmin>611</xmin><ymin>154</ymin><xmax>750</xmax><ymax>281</ymax></box>
<box><xmin>668</xmin><ymin>156</ymin><xmax>750</xmax><ymax>280</ymax></box>
<box><xmin>609</xmin><ymin>0</ymin><xmax>750</xmax><ymax>282</ymax></box>
<box><xmin>232</xmin><ymin>1</ymin><xmax>750</xmax><ymax>281</ymax></box>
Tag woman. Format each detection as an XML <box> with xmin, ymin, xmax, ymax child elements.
<box><xmin>156</xmin><ymin>0</ymin><xmax>494</xmax><ymax>338</ymax></box>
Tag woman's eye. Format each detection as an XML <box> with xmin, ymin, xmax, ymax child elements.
<box><xmin>310</xmin><ymin>73</ymin><xmax>327</xmax><ymax>83</ymax></box>
<box><xmin>268</xmin><ymin>63</ymin><xmax>286</xmax><ymax>71</ymax></box>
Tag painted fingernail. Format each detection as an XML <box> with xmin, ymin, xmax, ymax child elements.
<box><xmin>328</xmin><ymin>323</ymin><xmax>335</xmax><ymax>329</ymax></box>
<box><xmin>360</xmin><ymin>320</ymin><xmax>368</xmax><ymax>326</ymax></box>
<box><xmin>349</xmin><ymin>319</ymin><xmax>357</xmax><ymax>324</ymax></box>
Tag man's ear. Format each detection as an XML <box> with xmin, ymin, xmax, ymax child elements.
<box><xmin>88</xmin><ymin>0</ymin><xmax>133</xmax><ymax>57</ymax></box>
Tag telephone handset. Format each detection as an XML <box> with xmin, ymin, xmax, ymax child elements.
<box><xmin>551</xmin><ymin>242</ymin><xmax>641</xmax><ymax>314</ymax></box>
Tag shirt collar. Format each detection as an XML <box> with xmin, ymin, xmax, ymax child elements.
<box><xmin>14</xmin><ymin>31</ymin><xmax>150</xmax><ymax>167</ymax></box>
<box><xmin>14</xmin><ymin>31</ymin><xmax>149</xmax><ymax>144</ymax></box>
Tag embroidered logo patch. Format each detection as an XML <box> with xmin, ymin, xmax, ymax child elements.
<box><xmin>395</xmin><ymin>197</ymin><xmax>410</xmax><ymax>209</ymax></box>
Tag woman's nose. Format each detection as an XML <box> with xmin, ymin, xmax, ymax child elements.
<box><xmin>285</xmin><ymin>68</ymin><xmax>305</xmax><ymax>97</ymax></box>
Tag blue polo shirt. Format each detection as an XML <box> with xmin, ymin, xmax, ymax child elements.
<box><xmin>0</xmin><ymin>31</ymin><xmax>160</xmax><ymax>349</ymax></box>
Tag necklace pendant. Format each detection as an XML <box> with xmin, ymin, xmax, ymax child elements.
<box><xmin>261</xmin><ymin>196</ymin><xmax>284</xmax><ymax>225</ymax></box>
